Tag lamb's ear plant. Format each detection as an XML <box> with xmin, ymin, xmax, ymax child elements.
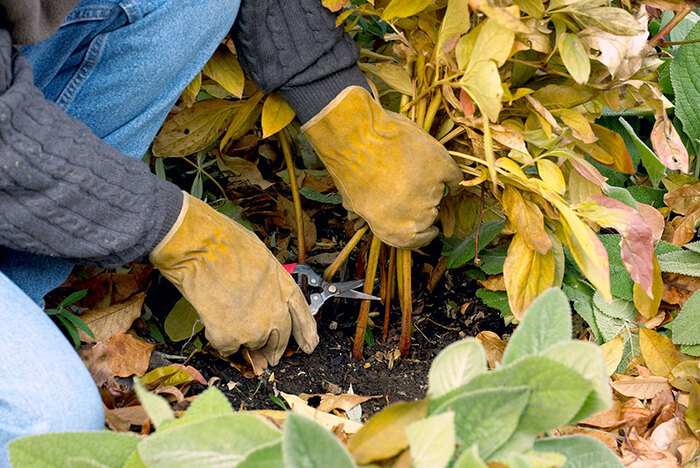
<box><xmin>9</xmin><ymin>288</ymin><xmax>621</xmax><ymax>468</ymax></box>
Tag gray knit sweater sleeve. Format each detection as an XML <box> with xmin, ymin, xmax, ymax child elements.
<box><xmin>232</xmin><ymin>0</ymin><xmax>369</xmax><ymax>123</ymax></box>
<box><xmin>0</xmin><ymin>30</ymin><xmax>182</xmax><ymax>267</ymax></box>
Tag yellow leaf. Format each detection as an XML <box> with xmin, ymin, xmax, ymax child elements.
<box><xmin>569</xmin><ymin>167</ymin><xmax>603</xmax><ymax>205</ymax></box>
<box><xmin>496</xmin><ymin>157</ymin><xmax>528</xmax><ymax>182</ymax></box>
<box><xmin>687</xmin><ymin>379</ymin><xmax>700</xmax><ymax>436</ymax></box>
<box><xmin>461</xmin><ymin>61</ymin><xmax>503</xmax><ymax>123</ymax></box>
<box><xmin>468</xmin><ymin>18</ymin><xmax>515</xmax><ymax>69</ymax></box>
<box><xmin>639</xmin><ymin>328</ymin><xmax>680</xmax><ymax>378</ymax></box>
<box><xmin>141</xmin><ymin>365</ymin><xmax>193</xmax><ymax>388</ymax></box>
<box><xmin>576</xmin><ymin>123</ymin><xmax>635</xmax><ymax>174</ymax></box>
<box><xmin>503</xmin><ymin>234</ymin><xmax>556</xmax><ymax>320</ymax></box>
<box><xmin>437</xmin><ymin>0</ymin><xmax>470</xmax><ymax>58</ymax></box>
<box><xmin>382</xmin><ymin>0</ymin><xmax>432</xmax><ymax>20</ymax></box>
<box><xmin>220</xmin><ymin>91</ymin><xmax>264</xmax><ymax>150</ymax></box>
<box><xmin>181</xmin><ymin>73</ymin><xmax>201</xmax><ymax>108</ymax></box>
<box><xmin>600</xmin><ymin>337</ymin><xmax>625</xmax><ymax>376</ymax></box>
<box><xmin>536</xmin><ymin>159</ymin><xmax>566</xmax><ymax>195</ymax></box>
<box><xmin>78</xmin><ymin>293</ymin><xmax>145</xmax><ymax>343</ymax></box>
<box><xmin>558</xmin><ymin>33</ymin><xmax>591</xmax><ymax>85</ymax></box>
<box><xmin>347</xmin><ymin>400</ymin><xmax>428</xmax><ymax>464</ymax></box>
<box><xmin>670</xmin><ymin>361</ymin><xmax>700</xmax><ymax>392</ymax></box>
<box><xmin>633</xmin><ymin>255</ymin><xmax>663</xmax><ymax>319</ymax></box>
<box><xmin>558</xmin><ymin>109</ymin><xmax>596</xmax><ymax>144</ymax></box>
<box><xmin>555</xmin><ymin>201</ymin><xmax>612</xmax><ymax>301</ymax></box>
<box><xmin>153</xmin><ymin>99</ymin><xmax>242</xmax><ymax>157</ymax></box>
<box><xmin>478</xmin><ymin>4</ymin><xmax>533</xmax><ymax>34</ymax></box>
<box><xmin>261</xmin><ymin>93</ymin><xmax>295</xmax><ymax>138</ymax></box>
<box><xmin>502</xmin><ymin>186</ymin><xmax>552</xmax><ymax>254</ymax></box>
<box><xmin>376</xmin><ymin>63</ymin><xmax>414</xmax><ymax>95</ymax></box>
<box><xmin>201</xmin><ymin>45</ymin><xmax>245</xmax><ymax>98</ymax></box>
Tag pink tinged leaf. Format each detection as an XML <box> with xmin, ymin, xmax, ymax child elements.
<box><xmin>570</xmin><ymin>157</ymin><xmax>608</xmax><ymax>189</ymax></box>
<box><xmin>651</xmin><ymin>118</ymin><xmax>689</xmax><ymax>173</ymax></box>
<box><xmin>637</xmin><ymin>202</ymin><xmax>665</xmax><ymax>244</ymax></box>
<box><xmin>586</xmin><ymin>195</ymin><xmax>655</xmax><ymax>297</ymax></box>
<box><xmin>460</xmin><ymin>89</ymin><xmax>475</xmax><ymax>118</ymax></box>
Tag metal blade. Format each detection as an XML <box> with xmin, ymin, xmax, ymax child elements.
<box><xmin>335</xmin><ymin>289</ymin><xmax>381</xmax><ymax>301</ymax></box>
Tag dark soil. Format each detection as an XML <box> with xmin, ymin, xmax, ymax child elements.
<box><xmin>147</xmin><ymin>266</ymin><xmax>511</xmax><ymax>419</ymax></box>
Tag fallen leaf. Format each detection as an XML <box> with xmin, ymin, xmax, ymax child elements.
<box><xmin>662</xmin><ymin>273</ymin><xmax>700</xmax><ymax>306</ymax></box>
<box><xmin>141</xmin><ymin>365</ymin><xmax>195</xmax><ymax>388</ymax></box>
<box><xmin>580</xmin><ymin>394</ymin><xmax>622</xmax><ymax>428</ymax></box>
<box><xmin>218</xmin><ymin>154</ymin><xmax>272</xmax><ymax>190</ymax></box>
<box><xmin>477</xmin><ymin>274</ymin><xmax>506</xmax><ymax>291</ymax></box>
<box><xmin>241</xmin><ymin>348</ymin><xmax>268</xmax><ymax>376</ymax></box>
<box><xmin>104</xmin><ymin>405</ymin><xmax>148</xmax><ymax>432</ymax></box>
<box><xmin>687</xmin><ymin>379</ymin><xmax>700</xmax><ymax>436</ymax></box>
<box><xmin>621</xmin><ymin>428</ymin><xmax>680</xmax><ymax>467</ymax></box>
<box><xmin>639</xmin><ymin>328</ymin><xmax>680</xmax><ymax>378</ymax></box>
<box><xmin>276</xmin><ymin>195</ymin><xmax>317</xmax><ymax>253</ymax></box>
<box><xmin>634</xmin><ymin>256</ymin><xmax>663</xmax><ymax>319</ymax></box>
<box><xmin>78</xmin><ymin>293</ymin><xmax>145</xmax><ymax>343</ymax></box>
<box><xmin>304</xmin><ymin>393</ymin><xmax>380</xmax><ymax>414</ymax></box>
<box><xmin>280</xmin><ymin>392</ymin><xmax>363</xmax><ymax>434</ymax></box>
<box><xmin>476</xmin><ymin>331</ymin><xmax>507</xmax><ymax>368</ymax></box>
<box><xmin>81</xmin><ymin>333</ymin><xmax>154</xmax><ymax>383</ymax></box>
<box><xmin>611</xmin><ymin>376</ymin><xmax>671</xmax><ymax>399</ymax></box>
<box><xmin>600</xmin><ymin>337</ymin><xmax>625</xmax><ymax>376</ymax></box>
<box><xmin>650</xmin><ymin>417</ymin><xmax>692</xmax><ymax>450</ymax></box>
<box><xmin>651</xmin><ymin>118</ymin><xmax>690</xmax><ymax>173</ymax></box>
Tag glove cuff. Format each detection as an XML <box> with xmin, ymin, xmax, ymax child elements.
<box><xmin>280</xmin><ymin>66</ymin><xmax>370</xmax><ymax>124</ymax></box>
<box><xmin>149</xmin><ymin>191</ymin><xmax>190</xmax><ymax>264</ymax></box>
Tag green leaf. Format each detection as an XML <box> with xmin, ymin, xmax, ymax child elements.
<box><xmin>283</xmin><ymin>414</ymin><xmax>355</xmax><ymax>468</ymax></box>
<box><xmin>9</xmin><ymin>432</ymin><xmax>139</xmax><ymax>468</ymax></box>
<box><xmin>217</xmin><ymin>200</ymin><xmax>254</xmax><ymax>231</ymax></box>
<box><xmin>626</xmin><ymin>186</ymin><xmax>667</xmax><ymax>207</ymax></box>
<box><xmin>559</xmin><ymin>33</ymin><xmax>590</xmax><ymax>85</ymax></box>
<box><xmin>563</xmin><ymin>278</ymin><xmax>602</xmax><ymax>343</ymax></box>
<box><xmin>478</xmin><ymin>245</ymin><xmax>508</xmax><ymax>274</ymax></box>
<box><xmin>443</xmin><ymin>356</ymin><xmax>593</xmax><ymax>459</ymax></box>
<box><xmin>681</xmin><ymin>343</ymin><xmax>700</xmax><ymax>356</ymax></box>
<box><xmin>671</xmin><ymin>21</ymin><xmax>700</xmax><ymax>144</ymax></box>
<box><xmin>59</xmin><ymin>309</ymin><xmax>95</xmax><ymax>340</ymax></box>
<box><xmin>299</xmin><ymin>187</ymin><xmax>343</xmax><ymax>204</ymax></box>
<box><xmin>138</xmin><ymin>414</ymin><xmax>281</xmax><ymax>467</ymax></box>
<box><xmin>181</xmin><ymin>386</ymin><xmax>233</xmax><ymax>421</ymax></box>
<box><xmin>164</xmin><ymin>297</ymin><xmax>204</xmax><ymax>342</ymax></box>
<box><xmin>434</xmin><ymin>387</ymin><xmax>531</xmax><ymax>460</ymax></box>
<box><xmin>598</xmin><ymin>234</ymin><xmax>633</xmax><ymax>301</ymax></box>
<box><xmin>454</xmin><ymin>445</ymin><xmax>488</xmax><ymax>467</ymax></box>
<box><xmin>134</xmin><ymin>379</ymin><xmax>174</xmax><ymax>429</ymax></box>
<box><xmin>238</xmin><ymin>442</ymin><xmax>284</xmax><ymax>468</ymax></box>
<box><xmin>446</xmin><ymin>220</ymin><xmax>505</xmax><ymax>268</ymax></box>
<box><xmin>593</xmin><ymin>307</ymin><xmax>627</xmax><ymax>342</ymax></box>
<box><xmin>658</xmin><ymin>250</ymin><xmax>700</xmax><ymax>277</ymax></box>
<box><xmin>606</xmin><ymin>186</ymin><xmax>638</xmax><ymax>209</ymax></box>
<box><xmin>502</xmin><ymin>288</ymin><xmax>572</xmax><ymax>365</ymax></box>
<box><xmin>59</xmin><ymin>289</ymin><xmax>89</xmax><ymax>308</ymax></box>
<box><xmin>542</xmin><ymin>341</ymin><xmax>611</xmax><ymax>421</ymax></box>
<box><xmin>428</xmin><ymin>338</ymin><xmax>487</xmax><ymax>399</ymax></box>
<box><xmin>593</xmin><ymin>292</ymin><xmax>636</xmax><ymax>320</ymax></box>
<box><xmin>619</xmin><ymin>118</ymin><xmax>666</xmax><ymax>188</ymax></box>
<box><xmin>56</xmin><ymin>314</ymin><xmax>81</xmax><ymax>349</ymax></box>
<box><xmin>670</xmin><ymin>291</ymin><xmax>700</xmax><ymax>345</ymax></box>
<box><xmin>685</xmin><ymin>240</ymin><xmax>700</xmax><ymax>254</ymax></box>
<box><xmin>533</xmin><ymin>435</ymin><xmax>623</xmax><ymax>468</ymax></box>
<box><xmin>475</xmin><ymin>289</ymin><xmax>513</xmax><ymax>318</ymax></box>
<box><xmin>405</xmin><ymin>412</ymin><xmax>456</xmax><ymax>468</ymax></box>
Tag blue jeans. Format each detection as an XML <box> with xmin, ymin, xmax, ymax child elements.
<box><xmin>0</xmin><ymin>0</ymin><xmax>239</xmax><ymax>464</ymax></box>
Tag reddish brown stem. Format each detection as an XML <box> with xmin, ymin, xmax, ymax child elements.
<box><xmin>323</xmin><ymin>225</ymin><xmax>368</xmax><ymax>282</ymax></box>
<box><xmin>352</xmin><ymin>235</ymin><xmax>382</xmax><ymax>360</ymax></box>
<box><xmin>648</xmin><ymin>6</ymin><xmax>693</xmax><ymax>48</ymax></box>
<box><xmin>383</xmin><ymin>247</ymin><xmax>396</xmax><ymax>343</ymax></box>
<box><xmin>398</xmin><ymin>249</ymin><xmax>413</xmax><ymax>357</ymax></box>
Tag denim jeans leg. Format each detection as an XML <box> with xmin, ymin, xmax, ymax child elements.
<box><xmin>0</xmin><ymin>272</ymin><xmax>105</xmax><ymax>468</ymax></box>
<box><xmin>5</xmin><ymin>0</ymin><xmax>240</xmax><ymax>302</ymax></box>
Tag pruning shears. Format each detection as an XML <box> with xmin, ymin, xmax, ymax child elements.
<box><xmin>283</xmin><ymin>263</ymin><xmax>381</xmax><ymax>316</ymax></box>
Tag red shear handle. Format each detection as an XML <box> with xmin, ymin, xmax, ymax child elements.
<box><xmin>282</xmin><ymin>263</ymin><xmax>297</xmax><ymax>275</ymax></box>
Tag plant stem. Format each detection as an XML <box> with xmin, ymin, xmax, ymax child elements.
<box><xmin>280</xmin><ymin>130</ymin><xmax>305</xmax><ymax>262</ymax></box>
<box><xmin>383</xmin><ymin>246</ymin><xmax>396</xmax><ymax>343</ymax></box>
<box><xmin>323</xmin><ymin>225</ymin><xmax>369</xmax><ymax>282</ymax></box>
<box><xmin>360</xmin><ymin>49</ymin><xmax>397</xmax><ymax>61</ymax></box>
<box><xmin>658</xmin><ymin>38</ymin><xmax>700</xmax><ymax>47</ymax></box>
<box><xmin>423</xmin><ymin>88</ymin><xmax>442</xmax><ymax>132</ymax></box>
<box><xmin>182</xmin><ymin>156</ymin><xmax>227</xmax><ymax>199</ymax></box>
<box><xmin>352</xmin><ymin>235</ymin><xmax>382</xmax><ymax>360</ymax></box>
<box><xmin>400</xmin><ymin>73</ymin><xmax>461</xmax><ymax>113</ymax></box>
<box><xmin>398</xmin><ymin>248</ymin><xmax>413</xmax><ymax>357</ymax></box>
<box><xmin>648</xmin><ymin>5</ymin><xmax>693</xmax><ymax>48</ymax></box>
<box><xmin>474</xmin><ymin>185</ymin><xmax>486</xmax><ymax>265</ymax></box>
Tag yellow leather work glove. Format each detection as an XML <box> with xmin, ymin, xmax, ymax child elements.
<box><xmin>149</xmin><ymin>193</ymin><xmax>318</xmax><ymax>366</ymax></box>
<box><xmin>302</xmin><ymin>86</ymin><xmax>463</xmax><ymax>249</ymax></box>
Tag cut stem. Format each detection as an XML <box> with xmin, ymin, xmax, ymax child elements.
<box><xmin>383</xmin><ymin>246</ymin><xmax>396</xmax><ymax>343</ymax></box>
<box><xmin>398</xmin><ymin>249</ymin><xmax>413</xmax><ymax>357</ymax></box>
<box><xmin>280</xmin><ymin>130</ymin><xmax>305</xmax><ymax>262</ymax></box>
<box><xmin>352</xmin><ymin>235</ymin><xmax>382</xmax><ymax>360</ymax></box>
<box><xmin>323</xmin><ymin>225</ymin><xmax>369</xmax><ymax>282</ymax></box>
<box><xmin>649</xmin><ymin>6</ymin><xmax>693</xmax><ymax>48</ymax></box>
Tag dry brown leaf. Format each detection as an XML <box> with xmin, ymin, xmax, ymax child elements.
<box><xmin>103</xmin><ymin>333</ymin><xmax>154</xmax><ymax>378</ymax></box>
<box><xmin>621</xmin><ymin>428</ymin><xmax>680</xmax><ymax>467</ymax></box>
<box><xmin>281</xmin><ymin>392</ymin><xmax>363</xmax><ymax>434</ymax></box>
<box><xmin>217</xmin><ymin>154</ymin><xmax>272</xmax><ymax>190</ymax></box>
<box><xmin>104</xmin><ymin>405</ymin><xmax>148</xmax><ymax>431</ymax></box>
<box><xmin>650</xmin><ymin>417</ymin><xmax>692</xmax><ymax>451</ymax></box>
<box><xmin>241</xmin><ymin>349</ymin><xmax>268</xmax><ymax>377</ymax></box>
<box><xmin>612</xmin><ymin>376</ymin><xmax>671</xmax><ymax>399</ymax></box>
<box><xmin>675</xmin><ymin>437</ymin><xmax>700</xmax><ymax>465</ymax></box>
<box><xmin>276</xmin><ymin>195</ymin><xmax>317</xmax><ymax>253</ymax></box>
<box><xmin>78</xmin><ymin>293</ymin><xmax>145</xmax><ymax>342</ymax></box>
<box><xmin>663</xmin><ymin>273</ymin><xmax>700</xmax><ymax>306</ymax></box>
<box><xmin>477</xmin><ymin>274</ymin><xmax>506</xmax><ymax>291</ymax></box>
<box><xmin>555</xmin><ymin>425</ymin><xmax>619</xmax><ymax>451</ymax></box>
<box><xmin>304</xmin><ymin>393</ymin><xmax>380</xmax><ymax>413</ymax></box>
<box><xmin>476</xmin><ymin>331</ymin><xmax>507</xmax><ymax>368</ymax></box>
<box><xmin>580</xmin><ymin>394</ymin><xmax>622</xmax><ymax>429</ymax></box>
